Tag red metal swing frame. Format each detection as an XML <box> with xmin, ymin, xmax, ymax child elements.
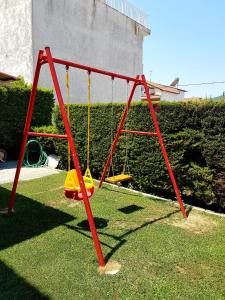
<box><xmin>8</xmin><ymin>47</ymin><xmax>187</xmax><ymax>268</ymax></box>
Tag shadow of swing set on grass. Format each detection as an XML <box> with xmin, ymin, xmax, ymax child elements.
<box><xmin>0</xmin><ymin>182</ymin><xmax>183</xmax><ymax>297</ymax></box>
<box><xmin>0</xmin><ymin>186</ymin><xmax>75</xmax><ymax>298</ymax></box>
<box><xmin>0</xmin><ymin>182</ymin><xmax>183</xmax><ymax>259</ymax></box>
<box><xmin>0</xmin><ymin>187</ymin><xmax>74</xmax><ymax>252</ymax></box>
<box><xmin>65</xmin><ymin>208</ymin><xmax>182</xmax><ymax>263</ymax></box>
<box><xmin>0</xmin><ymin>261</ymin><xmax>49</xmax><ymax>299</ymax></box>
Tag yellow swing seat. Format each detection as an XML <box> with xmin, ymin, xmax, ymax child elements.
<box><xmin>64</xmin><ymin>168</ymin><xmax>94</xmax><ymax>200</ymax></box>
<box><xmin>105</xmin><ymin>174</ymin><xmax>132</xmax><ymax>184</ymax></box>
<box><xmin>64</xmin><ymin>69</ymin><xmax>94</xmax><ymax>201</ymax></box>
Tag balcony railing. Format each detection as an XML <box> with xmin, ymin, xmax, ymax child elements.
<box><xmin>105</xmin><ymin>0</ymin><xmax>148</xmax><ymax>28</ymax></box>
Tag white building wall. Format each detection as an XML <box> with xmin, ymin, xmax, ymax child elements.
<box><xmin>154</xmin><ymin>88</ymin><xmax>185</xmax><ymax>101</ymax></box>
<box><xmin>32</xmin><ymin>0</ymin><xmax>148</xmax><ymax>103</ymax></box>
<box><xmin>0</xmin><ymin>0</ymin><xmax>33</xmax><ymax>82</ymax></box>
<box><xmin>160</xmin><ymin>91</ymin><xmax>185</xmax><ymax>101</ymax></box>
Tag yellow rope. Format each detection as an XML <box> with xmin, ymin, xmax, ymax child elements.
<box><xmin>66</xmin><ymin>67</ymin><xmax>71</xmax><ymax>171</ymax></box>
<box><xmin>108</xmin><ymin>78</ymin><xmax>115</xmax><ymax>178</ymax></box>
<box><xmin>87</xmin><ymin>73</ymin><xmax>91</xmax><ymax>169</ymax></box>
<box><xmin>122</xmin><ymin>81</ymin><xmax>130</xmax><ymax>175</ymax></box>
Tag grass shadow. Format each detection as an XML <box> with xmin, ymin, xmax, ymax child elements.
<box><xmin>0</xmin><ymin>261</ymin><xmax>49</xmax><ymax>299</ymax></box>
<box><xmin>101</xmin><ymin>185</ymin><xmax>143</xmax><ymax>198</ymax></box>
<box><xmin>0</xmin><ymin>186</ymin><xmax>74</xmax><ymax>251</ymax></box>
<box><xmin>77</xmin><ymin>217</ymin><xmax>109</xmax><ymax>231</ymax></box>
<box><xmin>65</xmin><ymin>209</ymin><xmax>180</xmax><ymax>262</ymax></box>
<box><xmin>118</xmin><ymin>204</ymin><xmax>144</xmax><ymax>214</ymax></box>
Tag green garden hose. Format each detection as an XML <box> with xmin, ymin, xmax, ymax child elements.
<box><xmin>23</xmin><ymin>139</ymin><xmax>48</xmax><ymax>168</ymax></box>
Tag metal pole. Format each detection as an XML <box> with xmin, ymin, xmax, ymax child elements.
<box><xmin>41</xmin><ymin>56</ymin><xmax>140</xmax><ymax>83</ymax></box>
<box><xmin>141</xmin><ymin>75</ymin><xmax>187</xmax><ymax>219</ymax></box>
<box><xmin>28</xmin><ymin>132</ymin><xmax>67</xmax><ymax>139</ymax></box>
<box><xmin>8</xmin><ymin>50</ymin><xmax>44</xmax><ymax>212</ymax></box>
<box><xmin>120</xmin><ymin>130</ymin><xmax>157</xmax><ymax>136</ymax></box>
<box><xmin>99</xmin><ymin>76</ymin><xmax>139</xmax><ymax>188</ymax></box>
<box><xmin>45</xmin><ymin>47</ymin><xmax>105</xmax><ymax>266</ymax></box>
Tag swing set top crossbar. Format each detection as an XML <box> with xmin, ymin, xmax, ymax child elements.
<box><xmin>28</xmin><ymin>132</ymin><xmax>68</xmax><ymax>139</ymax></box>
<box><xmin>41</xmin><ymin>53</ymin><xmax>141</xmax><ymax>83</ymax></box>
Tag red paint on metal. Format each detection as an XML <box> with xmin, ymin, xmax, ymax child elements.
<box><xmin>8</xmin><ymin>47</ymin><xmax>187</xmax><ymax>271</ymax></box>
<box><xmin>45</xmin><ymin>47</ymin><xmax>105</xmax><ymax>266</ymax></box>
<box><xmin>8</xmin><ymin>50</ymin><xmax>44</xmax><ymax>212</ymax></box>
<box><xmin>141</xmin><ymin>75</ymin><xmax>187</xmax><ymax>219</ymax></box>
<box><xmin>98</xmin><ymin>74</ymin><xmax>187</xmax><ymax>219</ymax></box>
<box><xmin>8</xmin><ymin>48</ymin><xmax>106</xmax><ymax>267</ymax></box>
<box><xmin>28</xmin><ymin>132</ymin><xmax>67</xmax><ymax>139</ymax></box>
<box><xmin>99</xmin><ymin>76</ymin><xmax>139</xmax><ymax>188</ymax></box>
<box><xmin>41</xmin><ymin>56</ymin><xmax>141</xmax><ymax>83</ymax></box>
<box><xmin>121</xmin><ymin>130</ymin><xmax>157</xmax><ymax>136</ymax></box>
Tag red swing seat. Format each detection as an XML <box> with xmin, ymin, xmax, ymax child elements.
<box><xmin>64</xmin><ymin>169</ymin><xmax>95</xmax><ymax>201</ymax></box>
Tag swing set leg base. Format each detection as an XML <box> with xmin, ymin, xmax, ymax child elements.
<box><xmin>98</xmin><ymin>260</ymin><xmax>121</xmax><ymax>275</ymax></box>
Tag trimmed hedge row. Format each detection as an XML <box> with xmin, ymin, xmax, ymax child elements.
<box><xmin>0</xmin><ymin>82</ymin><xmax>54</xmax><ymax>158</ymax></box>
<box><xmin>36</xmin><ymin>101</ymin><xmax>225</xmax><ymax>210</ymax></box>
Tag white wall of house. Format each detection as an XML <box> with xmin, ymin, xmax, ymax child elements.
<box><xmin>0</xmin><ymin>0</ymin><xmax>33</xmax><ymax>83</ymax></box>
<box><xmin>154</xmin><ymin>88</ymin><xmax>185</xmax><ymax>101</ymax></box>
<box><xmin>0</xmin><ymin>0</ymin><xmax>149</xmax><ymax>103</ymax></box>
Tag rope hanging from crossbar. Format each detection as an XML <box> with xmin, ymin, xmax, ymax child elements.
<box><xmin>66</xmin><ymin>66</ymin><xmax>71</xmax><ymax>171</ymax></box>
<box><xmin>122</xmin><ymin>80</ymin><xmax>130</xmax><ymax>175</ymax></box>
<box><xmin>109</xmin><ymin>77</ymin><xmax>115</xmax><ymax>177</ymax></box>
<box><xmin>87</xmin><ymin>72</ymin><xmax>91</xmax><ymax>169</ymax></box>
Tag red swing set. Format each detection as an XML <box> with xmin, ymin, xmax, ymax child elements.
<box><xmin>8</xmin><ymin>47</ymin><xmax>187</xmax><ymax>268</ymax></box>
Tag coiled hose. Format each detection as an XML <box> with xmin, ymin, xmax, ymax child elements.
<box><xmin>23</xmin><ymin>139</ymin><xmax>48</xmax><ymax>168</ymax></box>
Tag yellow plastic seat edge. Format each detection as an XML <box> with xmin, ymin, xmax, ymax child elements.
<box><xmin>105</xmin><ymin>174</ymin><xmax>132</xmax><ymax>184</ymax></box>
<box><xmin>64</xmin><ymin>169</ymin><xmax>94</xmax><ymax>192</ymax></box>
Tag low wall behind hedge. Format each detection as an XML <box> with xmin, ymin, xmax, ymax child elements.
<box><xmin>0</xmin><ymin>83</ymin><xmax>54</xmax><ymax>158</ymax></box>
<box><xmin>38</xmin><ymin>101</ymin><xmax>225</xmax><ymax>210</ymax></box>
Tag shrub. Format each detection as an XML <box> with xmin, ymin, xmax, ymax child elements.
<box><xmin>0</xmin><ymin>84</ymin><xmax>54</xmax><ymax>158</ymax></box>
<box><xmin>35</xmin><ymin>100</ymin><xmax>225</xmax><ymax>210</ymax></box>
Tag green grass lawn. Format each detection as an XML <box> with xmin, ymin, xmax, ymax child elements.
<box><xmin>0</xmin><ymin>172</ymin><xmax>225</xmax><ymax>299</ymax></box>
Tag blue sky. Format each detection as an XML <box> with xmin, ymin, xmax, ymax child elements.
<box><xmin>130</xmin><ymin>0</ymin><xmax>225</xmax><ymax>98</ymax></box>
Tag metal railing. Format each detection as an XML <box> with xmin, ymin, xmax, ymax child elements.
<box><xmin>105</xmin><ymin>0</ymin><xmax>148</xmax><ymax>28</ymax></box>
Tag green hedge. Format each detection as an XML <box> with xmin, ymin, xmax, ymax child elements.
<box><xmin>0</xmin><ymin>83</ymin><xmax>54</xmax><ymax>158</ymax></box>
<box><xmin>37</xmin><ymin>101</ymin><xmax>225</xmax><ymax>210</ymax></box>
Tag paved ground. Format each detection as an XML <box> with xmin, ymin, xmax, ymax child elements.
<box><xmin>0</xmin><ymin>161</ymin><xmax>61</xmax><ymax>184</ymax></box>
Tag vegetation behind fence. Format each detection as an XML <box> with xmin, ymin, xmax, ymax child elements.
<box><xmin>34</xmin><ymin>100</ymin><xmax>225</xmax><ymax>211</ymax></box>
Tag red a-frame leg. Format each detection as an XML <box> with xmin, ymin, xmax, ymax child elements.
<box><xmin>99</xmin><ymin>75</ymin><xmax>187</xmax><ymax>219</ymax></box>
<box><xmin>8</xmin><ymin>50</ymin><xmax>44</xmax><ymax>212</ymax></box>
<box><xmin>8</xmin><ymin>48</ymin><xmax>105</xmax><ymax>267</ymax></box>
<box><xmin>45</xmin><ymin>47</ymin><xmax>105</xmax><ymax>266</ymax></box>
<box><xmin>99</xmin><ymin>75</ymin><xmax>140</xmax><ymax>188</ymax></box>
<box><xmin>142</xmin><ymin>75</ymin><xmax>187</xmax><ymax>219</ymax></box>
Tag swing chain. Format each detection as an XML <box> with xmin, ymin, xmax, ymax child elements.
<box><xmin>109</xmin><ymin>76</ymin><xmax>115</xmax><ymax>178</ymax></box>
<box><xmin>66</xmin><ymin>66</ymin><xmax>71</xmax><ymax>171</ymax></box>
<box><xmin>122</xmin><ymin>80</ymin><xmax>130</xmax><ymax>175</ymax></box>
<box><xmin>87</xmin><ymin>71</ymin><xmax>91</xmax><ymax>170</ymax></box>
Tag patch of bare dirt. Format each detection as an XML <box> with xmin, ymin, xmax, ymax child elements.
<box><xmin>47</xmin><ymin>199</ymin><xmax>67</xmax><ymax>208</ymax></box>
<box><xmin>175</xmin><ymin>263</ymin><xmax>213</xmax><ymax>280</ymax></box>
<box><xmin>170</xmin><ymin>213</ymin><xmax>218</xmax><ymax>234</ymax></box>
<box><xmin>67</xmin><ymin>201</ymin><xmax>82</xmax><ymax>208</ymax></box>
<box><xmin>47</xmin><ymin>198</ymin><xmax>82</xmax><ymax>208</ymax></box>
<box><xmin>175</xmin><ymin>265</ymin><xmax>187</xmax><ymax>274</ymax></box>
<box><xmin>98</xmin><ymin>260</ymin><xmax>121</xmax><ymax>275</ymax></box>
<box><xmin>110</xmin><ymin>221</ymin><xmax>140</xmax><ymax>230</ymax></box>
<box><xmin>31</xmin><ymin>186</ymin><xmax>64</xmax><ymax>196</ymax></box>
